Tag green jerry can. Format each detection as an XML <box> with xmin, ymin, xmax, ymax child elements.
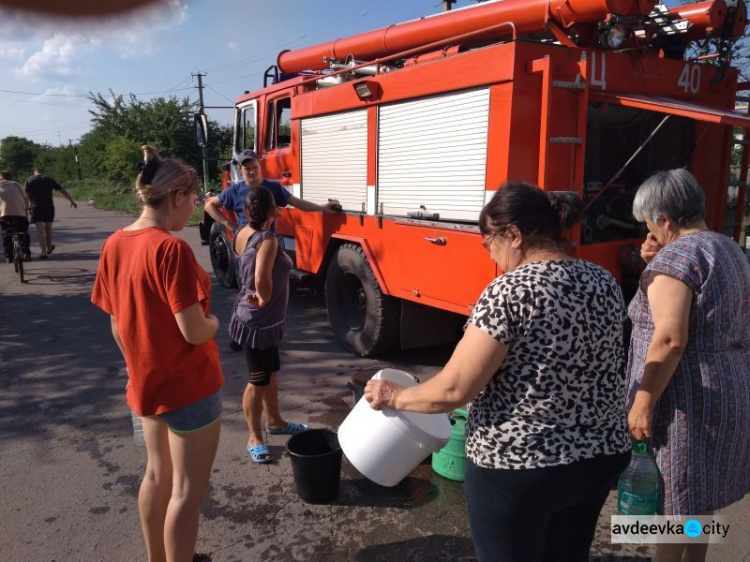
<box><xmin>431</xmin><ymin>408</ymin><xmax>468</xmax><ymax>482</ymax></box>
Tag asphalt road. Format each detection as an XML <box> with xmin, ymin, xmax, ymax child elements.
<box><xmin>1</xmin><ymin>201</ymin><xmax>748</xmax><ymax>561</ymax></box>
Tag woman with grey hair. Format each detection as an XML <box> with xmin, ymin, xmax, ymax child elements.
<box><xmin>626</xmin><ymin>168</ymin><xmax>750</xmax><ymax>562</ymax></box>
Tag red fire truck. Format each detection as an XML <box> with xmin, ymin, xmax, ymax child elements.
<box><xmin>200</xmin><ymin>0</ymin><xmax>749</xmax><ymax>356</ymax></box>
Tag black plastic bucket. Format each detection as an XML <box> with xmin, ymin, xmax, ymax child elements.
<box><xmin>286</xmin><ymin>429</ymin><xmax>343</xmax><ymax>504</ymax></box>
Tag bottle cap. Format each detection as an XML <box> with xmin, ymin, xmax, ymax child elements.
<box><xmin>633</xmin><ymin>440</ymin><xmax>648</xmax><ymax>454</ymax></box>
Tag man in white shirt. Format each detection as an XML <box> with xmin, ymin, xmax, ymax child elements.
<box><xmin>0</xmin><ymin>170</ymin><xmax>31</xmax><ymax>262</ymax></box>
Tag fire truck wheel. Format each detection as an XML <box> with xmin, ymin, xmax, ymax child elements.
<box><xmin>325</xmin><ymin>244</ymin><xmax>400</xmax><ymax>357</ymax></box>
<box><xmin>209</xmin><ymin>222</ymin><xmax>237</xmax><ymax>289</ymax></box>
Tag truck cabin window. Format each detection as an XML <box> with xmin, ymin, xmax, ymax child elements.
<box><xmin>265</xmin><ymin>98</ymin><xmax>292</xmax><ymax>151</ymax></box>
<box><xmin>582</xmin><ymin>103</ymin><xmax>694</xmax><ymax>245</ymax></box>
<box><xmin>242</xmin><ymin>106</ymin><xmax>256</xmax><ymax>152</ymax></box>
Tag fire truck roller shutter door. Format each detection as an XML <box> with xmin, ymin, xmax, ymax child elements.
<box><xmin>301</xmin><ymin>110</ymin><xmax>369</xmax><ymax>212</ymax></box>
<box><xmin>325</xmin><ymin>244</ymin><xmax>401</xmax><ymax>356</ymax></box>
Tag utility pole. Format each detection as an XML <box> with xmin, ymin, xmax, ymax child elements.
<box><xmin>192</xmin><ymin>72</ymin><xmax>210</xmax><ymax>193</ymax></box>
<box><xmin>69</xmin><ymin>140</ymin><xmax>83</xmax><ymax>180</ymax></box>
<box><xmin>443</xmin><ymin>0</ymin><xmax>457</xmax><ymax>11</ymax></box>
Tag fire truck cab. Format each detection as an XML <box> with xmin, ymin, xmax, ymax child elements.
<box><xmin>201</xmin><ymin>0</ymin><xmax>750</xmax><ymax>356</ymax></box>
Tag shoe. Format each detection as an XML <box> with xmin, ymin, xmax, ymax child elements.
<box><xmin>228</xmin><ymin>340</ymin><xmax>242</xmax><ymax>352</ymax></box>
<box><xmin>246</xmin><ymin>444</ymin><xmax>272</xmax><ymax>464</ymax></box>
<box><xmin>47</xmin><ymin>245</ymin><xmax>55</xmax><ymax>254</ymax></box>
<box><xmin>39</xmin><ymin>254</ymin><xmax>48</xmax><ymax>260</ymax></box>
<box><xmin>267</xmin><ymin>421</ymin><xmax>308</xmax><ymax>435</ymax></box>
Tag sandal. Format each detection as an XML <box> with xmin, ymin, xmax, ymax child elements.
<box><xmin>246</xmin><ymin>444</ymin><xmax>272</xmax><ymax>464</ymax></box>
<box><xmin>267</xmin><ymin>421</ymin><xmax>308</xmax><ymax>435</ymax></box>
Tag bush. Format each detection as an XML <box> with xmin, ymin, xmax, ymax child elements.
<box><xmin>64</xmin><ymin>179</ymin><xmax>203</xmax><ymax>226</ymax></box>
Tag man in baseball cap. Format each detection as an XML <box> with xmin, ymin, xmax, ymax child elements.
<box><xmin>203</xmin><ymin>150</ymin><xmax>340</xmax><ymax>353</ymax></box>
<box><xmin>204</xmin><ymin>149</ymin><xmax>340</xmax><ymax>232</ymax></box>
<box><xmin>237</xmin><ymin>149</ymin><xmax>258</xmax><ymax>165</ymax></box>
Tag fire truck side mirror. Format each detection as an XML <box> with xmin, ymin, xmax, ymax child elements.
<box><xmin>194</xmin><ymin>113</ymin><xmax>209</xmax><ymax>148</ymax></box>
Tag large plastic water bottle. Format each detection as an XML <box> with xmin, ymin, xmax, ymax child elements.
<box><xmin>131</xmin><ymin>410</ymin><xmax>145</xmax><ymax>447</ymax></box>
<box><xmin>618</xmin><ymin>441</ymin><xmax>659</xmax><ymax>515</ymax></box>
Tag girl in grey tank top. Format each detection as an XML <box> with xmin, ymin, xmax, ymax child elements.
<box><xmin>228</xmin><ymin>185</ymin><xmax>306</xmax><ymax>465</ymax></box>
<box><xmin>228</xmin><ymin>229</ymin><xmax>292</xmax><ymax>348</ymax></box>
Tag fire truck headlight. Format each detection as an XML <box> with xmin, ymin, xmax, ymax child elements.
<box><xmin>601</xmin><ymin>23</ymin><xmax>628</xmax><ymax>49</ymax></box>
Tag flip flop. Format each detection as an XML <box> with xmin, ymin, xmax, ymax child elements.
<box><xmin>267</xmin><ymin>421</ymin><xmax>308</xmax><ymax>435</ymax></box>
<box><xmin>246</xmin><ymin>444</ymin><xmax>272</xmax><ymax>464</ymax></box>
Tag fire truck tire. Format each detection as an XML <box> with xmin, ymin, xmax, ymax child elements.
<box><xmin>209</xmin><ymin>222</ymin><xmax>237</xmax><ymax>289</ymax></box>
<box><xmin>325</xmin><ymin>244</ymin><xmax>400</xmax><ymax>357</ymax></box>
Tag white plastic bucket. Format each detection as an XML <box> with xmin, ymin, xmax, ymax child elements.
<box><xmin>338</xmin><ymin>368</ymin><xmax>452</xmax><ymax>487</ymax></box>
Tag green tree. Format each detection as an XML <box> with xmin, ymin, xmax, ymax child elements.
<box><xmin>77</xmin><ymin>126</ymin><xmax>113</xmax><ymax>180</ymax></box>
<box><xmin>34</xmin><ymin>144</ymin><xmax>81</xmax><ymax>184</ymax></box>
<box><xmin>102</xmin><ymin>136</ymin><xmax>143</xmax><ymax>183</ymax></box>
<box><xmin>82</xmin><ymin>91</ymin><xmax>233</xmax><ymax>187</ymax></box>
<box><xmin>0</xmin><ymin>136</ymin><xmax>40</xmax><ymax>179</ymax></box>
<box><xmin>205</xmin><ymin>119</ymin><xmax>234</xmax><ymax>188</ymax></box>
<box><xmin>87</xmin><ymin>91</ymin><xmax>201</xmax><ymax>178</ymax></box>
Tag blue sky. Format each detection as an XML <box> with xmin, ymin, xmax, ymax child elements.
<box><xmin>0</xmin><ymin>0</ymin><xmax>681</xmax><ymax>146</ymax></box>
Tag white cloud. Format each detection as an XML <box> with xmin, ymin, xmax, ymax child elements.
<box><xmin>104</xmin><ymin>1</ymin><xmax>191</xmax><ymax>59</ymax></box>
<box><xmin>27</xmin><ymin>85</ymin><xmax>84</xmax><ymax>106</ymax></box>
<box><xmin>13</xmin><ymin>33</ymin><xmax>93</xmax><ymax>80</ymax></box>
<box><xmin>1</xmin><ymin>1</ymin><xmax>189</xmax><ymax>65</ymax></box>
<box><xmin>228</xmin><ymin>42</ymin><xmax>239</xmax><ymax>51</ymax></box>
<box><xmin>0</xmin><ymin>44</ymin><xmax>24</xmax><ymax>59</ymax></box>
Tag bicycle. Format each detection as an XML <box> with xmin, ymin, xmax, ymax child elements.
<box><xmin>10</xmin><ymin>229</ymin><xmax>27</xmax><ymax>283</ymax></box>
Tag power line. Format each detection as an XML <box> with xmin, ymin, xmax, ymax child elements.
<box><xmin>0</xmin><ymin>96</ymin><xmax>91</xmax><ymax>108</ymax></box>
<box><xmin>0</xmin><ymin>88</ymin><xmax>89</xmax><ymax>98</ymax></box>
<box><xmin>6</xmin><ymin>122</ymin><xmax>91</xmax><ymax>140</ymax></box>
<box><xmin>21</xmin><ymin>122</ymin><xmax>91</xmax><ymax>135</ymax></box>
<box><xmin>0</xmin><ymin>84</ymin><xmax>193</xmax><ymax>99</ymax></box>
<box><xmin>205</xmin><ymin>84</ymin><xmax>235</xmax><ymax>104</ymax></box>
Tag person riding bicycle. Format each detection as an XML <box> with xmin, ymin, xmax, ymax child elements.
<box><xmin>0</xmin><ymin>171</ymin><xmax>31</xmax><ymax>263</ymax></box>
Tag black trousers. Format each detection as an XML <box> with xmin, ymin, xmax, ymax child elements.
<box><xmin>464</xmin><ymin>451</ymin><xmax>631</xmax><ymax>562</ymax></box>
<box><xmin>0</xmin><ymin>216</ymin><xmax>30</xmax><ymax>259</ymax></box>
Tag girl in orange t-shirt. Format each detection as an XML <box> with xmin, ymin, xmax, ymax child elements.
<box><xmin>92</xmin><ymin>145</ymin><xmax>223</xmax><ymax>562</ymax></box>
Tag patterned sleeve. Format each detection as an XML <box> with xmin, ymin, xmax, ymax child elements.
<box><xmin>641</xmin><ymin>242</ymin><xmax>703</xmax><ymax>293</ymax></box>
<box><xmin>468</xmin><ymin>278</ymin><xmax>518</xmax><ymax>345</ymax></box>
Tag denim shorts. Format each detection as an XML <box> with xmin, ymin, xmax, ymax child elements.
<box><xmin>158</xmin><ymin>390</ymin><xmax>223</xmax><ymax>433</ymax></box>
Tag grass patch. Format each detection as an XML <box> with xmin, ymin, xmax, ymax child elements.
<box><xmin>63</xmin><ymin>179</ymin><xmax>204</xmax><ymax>226</ymax></box>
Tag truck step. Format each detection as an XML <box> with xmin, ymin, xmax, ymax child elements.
<box><xmin>290</xmin><ymin>269</ymin><xmax>316</xmax><ymax>285</ymax></box>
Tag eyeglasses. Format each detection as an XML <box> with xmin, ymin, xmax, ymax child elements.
<box><xmin>481</xmin><ymin>234</ymin><xmax>496</xmax><ymax>252</ymax></box>
<box><xmin>481</xmin><ymin>223</ymin><xmax>514</xmax><ymax>251</ymax></box>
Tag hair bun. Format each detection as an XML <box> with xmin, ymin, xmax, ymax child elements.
<box><xmin>548</xmin><ymin>192</ymin><xmax>560</xmax><ymax>211</ymax></box>
<box><xmin>548</xmin><ymin>191</ymin><xmax>582</xmax><ymax>230</ymax></box>
<box><xmin>140</xmin><ymin>159</ymin><xmax>159</xmax><ymax>184</ymax></box>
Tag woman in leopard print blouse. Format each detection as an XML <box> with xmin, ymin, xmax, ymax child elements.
<box><xmin>366</xmin><ymin>182</ymin><xmax>631</xmax><ymax>562</ymax></box>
